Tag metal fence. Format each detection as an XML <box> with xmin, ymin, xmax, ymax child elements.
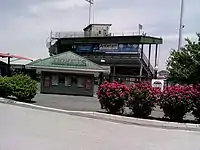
<box><xmin>51</xmin><ymin>31</ymin><xmax>138</xmax><ymax>39</ymax></box>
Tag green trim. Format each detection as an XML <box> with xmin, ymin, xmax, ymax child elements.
<box><xmin>26</xmin><ymin>51</ymin><xmax>108</xmax><ymax>71</ymax></box>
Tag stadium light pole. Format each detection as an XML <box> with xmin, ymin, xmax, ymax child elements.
<box><xmin>85</xmin><ymin>0</ymin><xmax>94</xmax><ymax>25</ymax></box>
<box><xmin>177</xmin><ymin>0</ymin><xmax>184</xmax><ymax>51</ymax></box>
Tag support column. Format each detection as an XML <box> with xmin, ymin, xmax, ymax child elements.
<box><xmin>112</xmin><ymin>65</ymin><xmax>116</xmax><ymax>82</ymax></box>
<box><xmin>7</xmin><ymin>57</ymin><xmax>11</xmax><ymax>76</ymax></box>
<box><xmin>99</xmin><ymin>72</ymin><xmax>103</xmax><ymax>85</ymax></box>
<box><xmin>148</xmin><ymin>44</ymin><xmax>152</xmax><ymax>68</ymax></box>
<box><xmin>139</xmin><ymin>44</ymin><xmax>144</xmax><ymax>81</ymax></box>
<box><xmin>154</xmin><ymin>44</ymin><xmax>158</xmax><ymax>79</ymax></box>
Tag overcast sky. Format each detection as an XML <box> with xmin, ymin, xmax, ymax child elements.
<box><xmin>0</xmin><ymin>0</ymin><xmax>199</xmax><ymax>70</ymax></box>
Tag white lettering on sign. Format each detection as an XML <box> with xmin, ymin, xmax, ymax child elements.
<box><xmin>99</xmin><ymin>44</ymin><xmax>118</xmax><ymax>50</ymax></box>
<box><xmin>52</xmin><ymin>58</ymin><xmax>87</xmax><ymax>66</ymax></box>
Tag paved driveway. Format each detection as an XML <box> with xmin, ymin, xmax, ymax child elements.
<box><xmin>34</xmin><ymin>94</ymin><xmax>101</xmax><ymax>112</ymax></box>
<box><xmin>0</xmin><ymin>103</ymin><xmax>200</xmax><ymax>150</ymax></box>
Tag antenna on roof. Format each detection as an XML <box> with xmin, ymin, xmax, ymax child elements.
<box><xmin>85</xmin><ymin>0</ymin><xmax>94</xmax><ymax>25</ymax></box>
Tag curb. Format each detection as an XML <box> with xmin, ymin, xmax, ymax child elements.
<box><xmin>0</xmin><ymin>98</ymin><xmax>200</xmax><ymax>132</ymax></box>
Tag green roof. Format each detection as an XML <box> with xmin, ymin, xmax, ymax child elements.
<box><xmin>26</xmin><ymin>51</ymin><xmax>108</xmax><ymax>72</ymax></box>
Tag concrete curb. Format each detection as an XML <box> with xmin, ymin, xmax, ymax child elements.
<box><xmin>0</xmin><ymin>98</ymin><xmax>200</xmax><ymax>132</ymax></box>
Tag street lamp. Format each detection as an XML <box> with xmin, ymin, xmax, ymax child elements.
<box><xmin>177</xmin><ymin>0</ymin><xmax>184</xmax><ymax>51</ymax></box>
<box><xmin>197</xmin><ymin>32</ymin><xmax>200</xmax><ymax>45</ymax></box>
<box><xmin>85</xmin><ymin>0</ymin><xmax>94</xmax><ymax>25</ymax></box>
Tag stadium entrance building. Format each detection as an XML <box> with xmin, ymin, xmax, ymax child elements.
<box><xmin>47</xmin><ymin>24</ymin><xmax>163</xmax><ymax>83</ymax></box>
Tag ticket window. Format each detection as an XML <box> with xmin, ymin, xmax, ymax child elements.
<box><xmin>77</xmin><ymin>77</ymin><xmax>85</xmax><ymax>88</ymax></box>
<box><xmin>44</xmin><ymin>76</ymin><xmax>51</xmax><ymax>88</ymax></box>
<box><xmin>51</xmin><ymin>75</ymin><xmax>58</xmax><ymax>86</ymax></box>
<box><xmin>65</xmin><ymin>76</ymin><xmax>72</xmax><ymax>87</ymax></box>
<box><xmin>85</xmin><ymin>78</ymin><xmax>92</xmax><ymax>90</ymax></box>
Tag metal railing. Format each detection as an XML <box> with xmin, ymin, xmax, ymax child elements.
<box><xmin>51</xmin><ymin>31</ymin><xmax>85</xmax><ymax>39</ymax></box>
<box><xmin>50</xmin><ymin>31</ymin><xmax>139</xmax><ymax>39</ymax></box>
<box><xmin>142</xmin><ymin>53</ymin><xmax>154</xmax><ymax>74</ymax></box>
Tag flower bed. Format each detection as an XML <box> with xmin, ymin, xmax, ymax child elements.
<box><xmin>158</xmin><ymin>85</ymin><xmax>196</xmax><ymax>121</ymax></box>
<box><xmin>97</xmin><ymin>81</ymin><xmax>129</xmax><ymax>114</ymax></box>
<box><xmin>97</xmin><ymin>81</ymin><xmax>200</xmax><ymax>123</ymax></box>
<box><xmin>128</xmin><ymin>82</ymin><xmax>160</xmax><ymax>118</ymax></box>
<box><xmin>191</xmin><ymin>88</ymin><xmax>200</xmax><ymax>123</ymax></box>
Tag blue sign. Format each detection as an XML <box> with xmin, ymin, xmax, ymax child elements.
<box><xmin>97</xmin><ymin>44</ymin><xmax>118</xmax><ymax>52</ymax></box>
<box><xmin>118</xmin><ymin>44</ymin><xmax>139</xmax><ymax>52</ymax></box>
<box><xmin>76</xmin><ymin>44</ymin><xmax>93</xmax><ymax>52</ymax></box>
<box><xmin>75</xmin><ymin>44</ymin><xmax>139</xmax><ymax>53</ymax></box>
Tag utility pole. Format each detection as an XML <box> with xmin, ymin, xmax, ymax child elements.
<box><xmin>85</xmin><ymin>0</ymin><xmax>94</xmax><ymax>25</ymax></box>
<box><xmin>197</xmin><ymin>32</ymin><xmax>200</xmax><ymax>45</ymax></box>
<box><xmin>178</xmin><ymin>0</ymin><xmax>184</xmax><ymax>51</ymax></box>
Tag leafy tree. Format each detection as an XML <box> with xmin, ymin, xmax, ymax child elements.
<box><xmin>167</xmin><ymin>33</ymin><xmax>200</xmax><ymax>85</ymax></box>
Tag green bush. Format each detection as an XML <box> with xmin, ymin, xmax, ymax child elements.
<box><xmin>10</xmin><ymin>74</ymin><xmax>38</xmax><ymax>101</ymax></box>
<box><xmin>0</xmin><ymin>76</ymin><xmax>12</xmax><ymax>98</ymax></box>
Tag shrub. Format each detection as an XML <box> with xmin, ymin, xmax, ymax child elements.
<box><xmin>0</xmin><ymin>76</ymin><xmax>12</xmax><ymax>98</ymax></box>
<box><xmin>193</xmin><ymin>83</ymin><xmax>200</xmax><ymax>91</ymax></box>
<box><xmin>191</xmin><ymin>90</ymin><xmax>200</xmax><ymax>122</ymax></box>
<box><xmin>10</xmin><ymin>74</ymin><xmax>38</xmax><ymax>101</ymax></box>
<box><xmin>158</xmin><ymin>85</ymin><xmax>195</xmax><ymax>121</ymax></box>
<box><xmin>128</xmin><ymin>82</ymin><xmax>160</xmax><ymax>118</ymax></box>
<box><xmin>97</xmin><ymin>81</ymin><xmax>129</xmax><ymax>114</ymax></box>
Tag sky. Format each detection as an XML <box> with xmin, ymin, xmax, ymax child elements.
<box><xmin>0</xmin><ymin>0</ymin><xmax>200</xmax><ymax>70</ymax></box>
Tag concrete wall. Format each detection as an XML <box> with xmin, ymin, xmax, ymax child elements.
<box><xmin>40</xmin><ymin>71</ymin><xmax>94</xmax><ymax>96</ymax></box>
<box><xmin>84</xmin><ymin>25</ymin><xmax>110</xmax><ymax>37</ymax></box>
<box><xmin>91</xmin><ymin>25</ymin><xmax>110</xmax><ymax>37</ymax></box>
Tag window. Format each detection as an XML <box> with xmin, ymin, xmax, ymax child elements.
<box><xmin>85</xmin><ymin>78</ymin><xmax>92</xmax><ymax>90</ymax></box>
<box><xmin>44</xmin><ymin>76</ymin><xmax>50</xmax><ymax>88</ymax></box>
<box><xmin>51</xmin><ymin>75</ymin><xmax>58</xmax><ymax>86</ymax></box>
<box><xmin>65</xmin><ymin>76</ymin><xmax>72</xmax><ymax>86</ymax></box>
<box><xmin>77</xmin><ymin>77</ymin><xmax>85</xmax><ymax>88</ymax></box>
<box><xmin>59</xmin><ymin>74</ymin><xmax>65</xmax><ymax>84</ymax></box>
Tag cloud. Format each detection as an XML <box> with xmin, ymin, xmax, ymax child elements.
<box><xmin>28</xmin><ymin>0</ymin><xmax>90</xmax><ymax>15</ymax></box>
<box><xmin>0</xmin><ymin>0</ymin><xmax>199</xmax><ymax>70</ymax></box>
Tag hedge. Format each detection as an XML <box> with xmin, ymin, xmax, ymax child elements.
<box><xmin>0</xmin><ymin>76</ymin><xmax>12</xmax><ymax>98</ymax></box>
<box><xmin>0</xmin><ymin>75</ymin><xmax>37</xmax><ymax>101</ymax></box>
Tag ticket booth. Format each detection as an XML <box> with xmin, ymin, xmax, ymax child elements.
<box><xmin>26</xmin><ymin>51</ymin><xmax>109</xmax><ymax>96</ymax></box>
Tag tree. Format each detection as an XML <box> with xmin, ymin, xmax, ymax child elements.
<box><xmin>167</xmin><ymin>33</ymin><xmax>200</xmax><ymax>85</ymax></box>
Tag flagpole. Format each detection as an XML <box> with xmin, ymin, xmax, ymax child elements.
<box><xmin>178</xmin><ymin>0</ymin><xmax>184</xmax><ymax>51</ymax></box>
